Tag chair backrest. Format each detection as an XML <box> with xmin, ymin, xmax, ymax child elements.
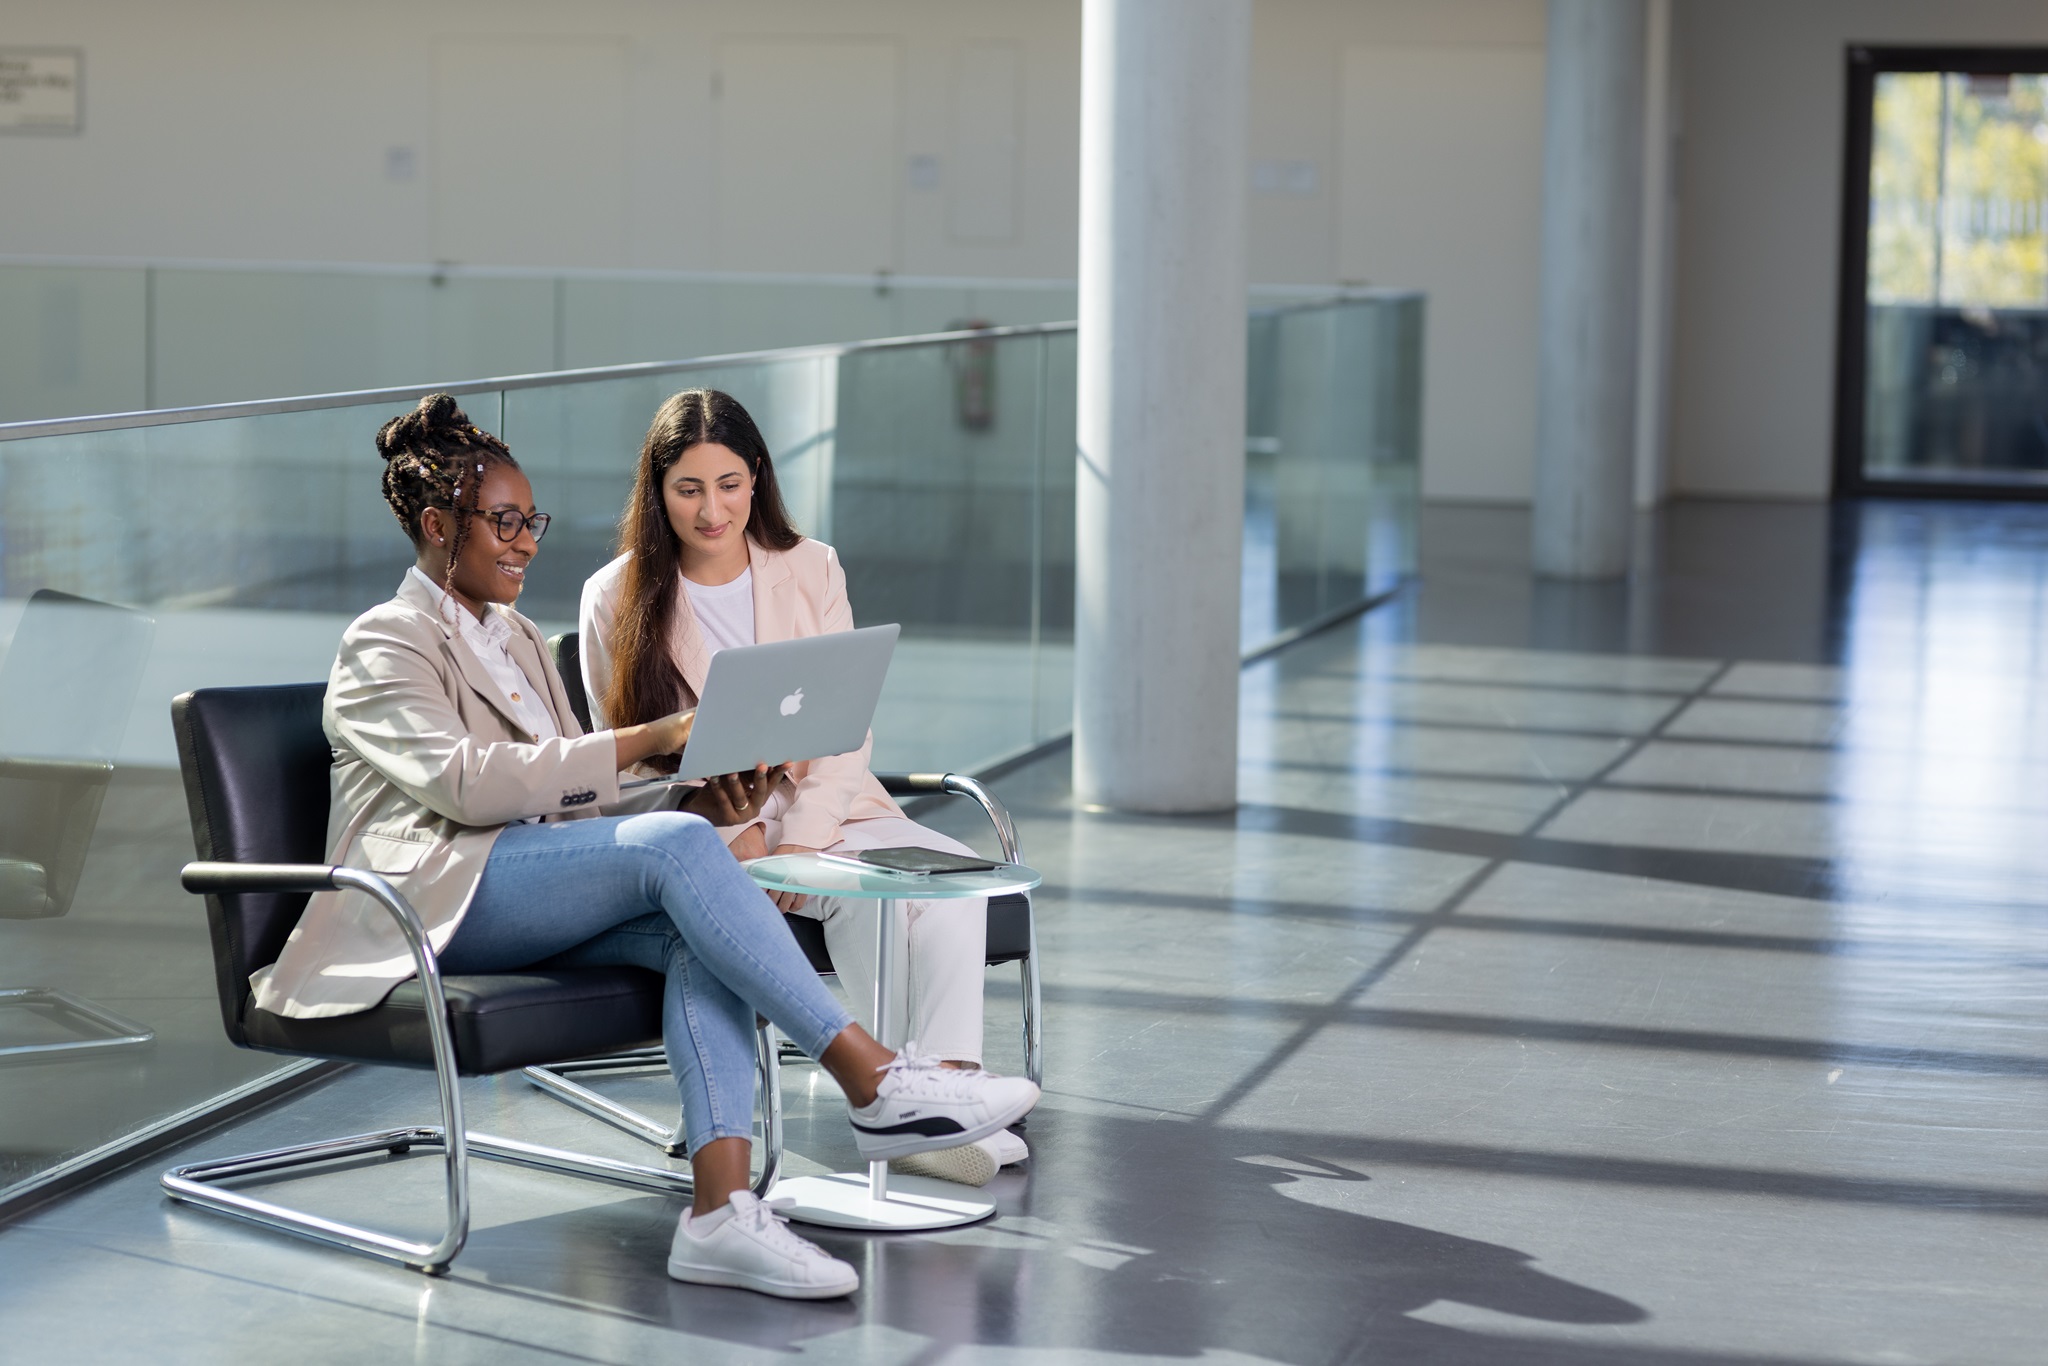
<box><xmin>171</xmin><ymin>683</ymin><xmax>333</xmax><ymax>1042</ymax></box>
<box><xmin>548</xmin><ymin>631</ymin><xmax>594</xmax><ymax>732</ymax></box>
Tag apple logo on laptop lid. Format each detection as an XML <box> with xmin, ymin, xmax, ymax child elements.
<box><xmin>780</xmin><ymin>688</ymin><xmax>804</xmax><ymax>717</ymax></box>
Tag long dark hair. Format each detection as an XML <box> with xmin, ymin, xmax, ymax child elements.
<box><xmin>605</xmin><ymin>389</ymin><xmax>802</xmax><ymax>753</ymax></box>
<box><xmin>374</xmin><ymin>393</ymin><xmax>518</xmax><ymax>600</ymax></box>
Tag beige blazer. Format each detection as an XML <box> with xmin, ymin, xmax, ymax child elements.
<box><xmin>579</xmin><ymin>537</ymin><xmax>902</xmax><ymax>853</ymax></box>
<box><xmin>251</xmin><ymin>572</ymin><xmax>672</xmax><ymax>1020</ymax></box>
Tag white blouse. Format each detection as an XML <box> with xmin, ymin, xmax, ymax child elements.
<box><xmin>406</xmin><ymin>566</ymin><xmax>560</xmax><ymax>744</ymax></box>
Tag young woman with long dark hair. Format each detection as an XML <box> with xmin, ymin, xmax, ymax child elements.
<box><xmin>254</xmin><ymin>393</ymin><xmax>1037</xmax><ymax>1298</ymax></box>
<box><xmin>580</xmin><ymin>388</ymin><xmax>1027</xmax><ymax>1188</ymax></box>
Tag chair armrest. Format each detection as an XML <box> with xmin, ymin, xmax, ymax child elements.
<box><xmin>874</xmin><ymin>773</ymin><xmax>950</xmax><ymax>795</ymax></box>
<box><xmin>182</xmin><ymin>861</ymin><xmax>467</xmax><ymax>1086</ymax></box>
<box><xmin>872</xmin><ymin>773</ymin><xmax>1021</xmax><ymax>865</ymax></box>
<box><xmin>182</xmin><ymin>861</ymin><xmax>344</xmax><ymax>895</ymax></box>
<box><xmin>181</xmin><ymin>863</ymin><xmax>432</xmax><ymax>958</ymax></box>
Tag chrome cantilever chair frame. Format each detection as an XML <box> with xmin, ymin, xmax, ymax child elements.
<box><xmin>879</xmin><ymin>771</ymin><xmax>1041</xmax><ymax>1087</ymax></box>
<box><xmin>163</xmin><ymin>861</ymin><xmax>779</xmax><ymax>1275</ymax></box>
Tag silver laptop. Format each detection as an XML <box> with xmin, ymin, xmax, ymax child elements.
<box><xmin>670</xmin><ymin>623</ymin><xmax>900</xmax><ymax>781</ymax></box>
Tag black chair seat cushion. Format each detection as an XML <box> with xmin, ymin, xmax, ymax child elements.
<box><xmin>782</xmin><ymin>893</ymin><xmax>1032</xmax><ymax>975</ymax></box>
<box><xmin>242</xmin><ymin>966</ymin><xmax>663</xmax><ymax>1076</ymax></box>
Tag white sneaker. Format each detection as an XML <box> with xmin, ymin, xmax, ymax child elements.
<box><xmin>888</xmin><ymin>1127</ymin><xmax>1030</xmax><ymax>1187</ymax></box>
<box><xmin>667</xmin><ymin>1191</ymin><xmax>859</xmax><ymax>1299</ymax></box>
<box><xmin>848</xmin><ymin>1043</ymin><xmax>1041</xmax><ymax>1161</ymax></box>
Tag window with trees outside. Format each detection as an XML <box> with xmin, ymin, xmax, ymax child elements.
<box><xmin>1838</xmin><ymin>50</ymin><xmax>2048</xmax><ymax>493</ymax></box>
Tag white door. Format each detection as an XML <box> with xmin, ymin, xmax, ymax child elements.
<box><xmin>1339</xmin><ymin>45</ymin><xmax>1546</xmax><ymax>502</ymax></box>
<box><xmin>714</xmin><ymin>39</ymin><xmax>900</xmax><ymax>275</ymax></box>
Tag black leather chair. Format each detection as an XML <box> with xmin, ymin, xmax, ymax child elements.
<box><xmin>163</xmin><ymin>683</ymin><xmax>780</xmax><ymax>1274</ymax></box>
<box><xmin>1</xmin><ymin>590</ymin><xmax>157</xmax><ymax>1061</ymax></box>
<box><xmin>527</xmin><ymin>632</ymin><xmax>1043</xmax><ymax>1155</ymax></box>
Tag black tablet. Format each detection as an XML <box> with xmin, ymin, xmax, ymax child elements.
<box><xmin>850</xmin><ymin>846</ymin><xmax>1002</xmax><ymax>875</ymax></box>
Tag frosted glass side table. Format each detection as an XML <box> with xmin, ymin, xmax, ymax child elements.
<box><xmin>744</xmin><ymin>851</ymin><xmax>1042</xmax><ymax>1232</ymax></box>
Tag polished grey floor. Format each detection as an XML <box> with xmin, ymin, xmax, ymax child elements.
<box><xmin>5</xmin><ymin>499</ymin><xmax>2047</xmax><ymax>1363</ymax></box>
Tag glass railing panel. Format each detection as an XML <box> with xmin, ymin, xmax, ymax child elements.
<box><xmin>1367</xmin><ymin>294</ymin><xmax>1425</xmax><ymax>595</ymax></box>
<box><xmin>0</xmin><ymin>398</ymin><xmax>431</xmax><ymax>624</ymax></box>
<box><xmin>1242</xmin><ymin>309</ymin><xmax>1284</xmax><ymax>647</ymax></box>
<box><xmin>1272</xmin><ymin>304</ymin><xmax>1348</xmax><ymax>631</ymax></box>
<box><xmin>834</xmin><ymin>333</ymin><xmax>1047</xmax><ymax>771</ymax></box>
<box><xmin>1246</xmin><ymin>294</ymin><xmax>1423</xmax><ymax>649</ymax></box>
<box><xmin>1033</xmin><ymin>328</ymin><xmax>1078</xmax><ymax>746</ymax></box>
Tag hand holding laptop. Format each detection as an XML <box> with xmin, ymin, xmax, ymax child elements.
<box><xmin>673</xmin><ymin>762</ymin><xmax>788</xmax><ymax>825</ymax></box>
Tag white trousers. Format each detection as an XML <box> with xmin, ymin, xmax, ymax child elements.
<box><xmin>748</xmin><ymin>798</ymin><xmax>988</xmax><ymax>1065</ymax></box>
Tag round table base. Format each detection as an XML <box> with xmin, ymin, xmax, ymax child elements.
<box><xmin>772</xmin><ymin>1171</ymin><xmax>996</xmax><ymax>1231</ymax></box>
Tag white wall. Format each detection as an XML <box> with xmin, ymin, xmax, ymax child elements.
<box><xmin>0</xmin><ymin>0</ymin><xmax>1086</xmax><ymax>278</ymax></box>
<box><xmin>1255</xmin><ymin>1</ymin><xmax>1548</xmax><ymax>503</ymax></box>
<box><xmin>1668</xmin><ymin>0</ymin><xmax>2048</xmax><ymax>500</ymax></box>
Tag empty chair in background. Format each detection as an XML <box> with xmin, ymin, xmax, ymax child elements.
<box><xmin>0</xmin><ymin>589</ymin><xmax>156</xmax><ymax>1061</ymax></box>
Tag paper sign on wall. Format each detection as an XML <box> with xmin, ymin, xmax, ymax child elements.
<box><xmin>0</xmin><ymin>49</ymin><xmax>82</xmax><ymax>133</ymax></box>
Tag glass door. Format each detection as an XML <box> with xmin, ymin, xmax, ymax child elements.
<box><xmin>1837</xmin><ymin>49</ymin><xmax>2048</xmax><ymax>493</ymax></box>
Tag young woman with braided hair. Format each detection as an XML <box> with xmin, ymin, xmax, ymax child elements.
<box><xmin>251</xmin><ymin>393</ymin><xmax>1038</xmax><ymax>1300</ymax></box>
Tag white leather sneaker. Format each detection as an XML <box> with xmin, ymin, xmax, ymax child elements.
<box><xmin>667</xmin><ymin>1191</ymin><xmax>859</xmax><ymax>1299</ymax></box>
<box><xmin>848</xmin><ymin>1043</ymin><xmax>1041</xmax><ymax>1161</ymax></box>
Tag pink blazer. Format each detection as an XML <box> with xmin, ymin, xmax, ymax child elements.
<box><xmin>579</xmin><ymin>537</ymin><xmax>903</xmax><ymax>852</ymax></box>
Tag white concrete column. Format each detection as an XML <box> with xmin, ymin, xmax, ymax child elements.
<box><xmin>1532</xmin><ymin>0</ymin><xmax>1647</xmax><ymax>579</ymax></box>
<box><xmin>1073</xmin><ymin>0</ymin><xmax>1250</xmax><ymax>813</ymax></box>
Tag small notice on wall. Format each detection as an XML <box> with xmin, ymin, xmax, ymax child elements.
<box><xmin>0</xmin><ymin>49</ymin><xmax>82</xmax><ymax>133</ymax></box>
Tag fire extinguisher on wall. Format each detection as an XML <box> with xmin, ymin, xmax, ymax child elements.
<box><xmin>949</xmin><ymin>319</ymin><xmax>997</xmax><ymax>431</ymax></box>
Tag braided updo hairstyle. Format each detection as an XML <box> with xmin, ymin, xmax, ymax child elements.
<box><xmin>375</xmin><ymin>393</ymin><xmax>519</xmax><ymax>596</ymax></box>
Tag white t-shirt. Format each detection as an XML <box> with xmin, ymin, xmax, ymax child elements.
<box><xmin>683</xmin><ymin>566</ymin><xmax>756</xmax><ymax>656</ymax></box>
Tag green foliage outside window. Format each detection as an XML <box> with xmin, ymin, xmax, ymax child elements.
<box><xmin>1870</xmin><ymin>71</ymin><xmax>2048</xmax><ymax>307</ymax></box>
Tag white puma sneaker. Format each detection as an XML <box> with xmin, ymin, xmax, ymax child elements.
<box><xmin>848</xmin><ymin>1043</ymin><xmax>1041</xmax><ymax>1161</ymax></box>
<box><xmin>667</xmin><ymin>1191</ymin><xmax>859</xmax><ymax>1299</ymax></box>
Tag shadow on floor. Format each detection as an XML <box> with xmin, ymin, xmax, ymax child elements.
<box><xmin>432</xmin><ymin>1110</ymin><xmax>1865</xmax><ymax>1366</ymax></box>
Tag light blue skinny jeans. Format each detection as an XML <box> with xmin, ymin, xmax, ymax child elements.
<box><xmin>439</xmin><ymin>810</ymin><xmax>854</xmax><ymax>1157</ymax></box>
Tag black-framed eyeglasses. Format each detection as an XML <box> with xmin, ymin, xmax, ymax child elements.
<box><xmin>472</xmin><ymin>509</ymin><xmax>552</xmax><ymax>543</ymax></box>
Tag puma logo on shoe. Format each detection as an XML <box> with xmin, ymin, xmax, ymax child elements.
<box><xmin>849</xmin><ymin>1115</ymin><xmax>966</xmax><ymax>1138</ymax></box>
